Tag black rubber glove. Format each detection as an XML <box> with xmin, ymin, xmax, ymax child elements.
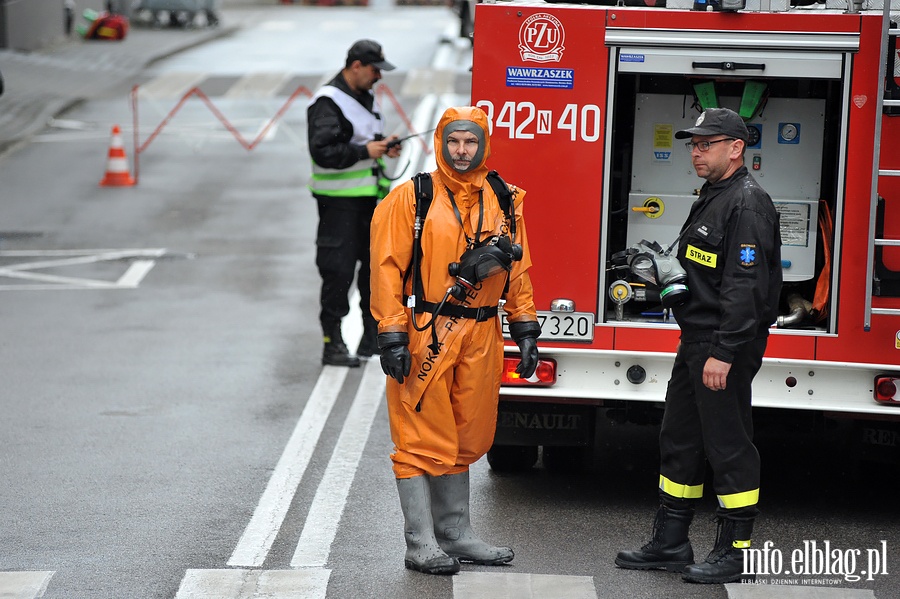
<box><xmin>509</xmin><ymin>320</ymin><xmax>541</xmax><ymax>379</ymax></box>
<box><xmin>378</xmin><ymin>331</ymin><xmax>411</xmax><ymax>384</ymax></box>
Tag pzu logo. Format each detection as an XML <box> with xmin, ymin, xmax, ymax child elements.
<box><xmin>518</xmin><ymin>13</ymin><xmax>565</xmax><ymax>63</ymax></box>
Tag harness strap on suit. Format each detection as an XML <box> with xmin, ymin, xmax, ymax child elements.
<box><xmin>406</xmin><ymin>297</ymin><xmax>499</xmax><ymax>322</ymax></box>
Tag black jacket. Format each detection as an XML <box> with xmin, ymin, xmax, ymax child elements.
<box><xmin>673</xmin><ymin>166</ymin><xmax>783</xmax><ymax>363</ymax></box>
<box><xmin>306</xmin><ymin>72</ymin><xmax>379</xmax><ymax>170</ymax></box>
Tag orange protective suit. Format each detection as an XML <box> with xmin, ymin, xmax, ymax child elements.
<box><xmin>370</xmin><ymin>106</ymin><xmax>538</xmax><ymax>479</ymax></box>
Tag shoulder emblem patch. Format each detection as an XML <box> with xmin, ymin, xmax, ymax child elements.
<box><xmin>739</xmin><ymin>244</ymin><xmax>757</xmax><ymax>267</ymax></box>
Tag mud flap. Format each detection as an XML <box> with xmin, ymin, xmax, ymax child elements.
<box><xmin>493</xmin><ymin>401</ymin><xmax>595</xmax><ymax>447</ymax></box>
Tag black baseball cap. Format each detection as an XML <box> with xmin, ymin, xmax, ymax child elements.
<box><xmin>346</xmin><ymin>39</ymin><xmax>395</xmax><ymax>71</ymax></box>
<box><xmin>675</xmin><ymin>107</ymin><xmax>749</xmax><ymax>142</ymax></box>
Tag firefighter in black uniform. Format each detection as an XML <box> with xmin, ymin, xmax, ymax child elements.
<box><xmin>616</xmin><ymin>107</ymin><xmax>782</xmax><ymax>585</ymax></box>
<box><xmin>307</xmin><ymin>40</ymin><xmax>401</xmax><ymax>366</ymax></box>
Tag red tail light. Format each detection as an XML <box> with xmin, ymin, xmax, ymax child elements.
<box><xmin>501</xmin><ymin>356</ymin><xmax>557</xmax><ymax>386</ymax></box>
<box><xmin>874</xmin><ymin>375</ymin><xmax>899</xmax><ymax>404</ymax></box>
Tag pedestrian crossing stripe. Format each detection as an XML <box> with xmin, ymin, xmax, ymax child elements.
<box><xmin>175</xmin><ymin>569</ymin><xmax>330</xmax><ymax>599</ymax></box>
<box><xmin>136</xmin><ymin>73</ymin><xmax>320</xmax><ymax>101</ymax></box>
<box><xmin>454</xmin><ymin>572</ymin><xmax>598</xmax><ymax>599</ymax></box>
<box><xmin>137</xmin><ymin>72</ymin><xmax>209</xmax><ymax>100</ymax></box>
<box><xmin>171</xmin><ymin>570</ymin><xmax>898</xmax><ymax>599</ymax></box>
<box><xmin>175</xmin><ymin>570</ymin><xmax>600</xmax><ymax>599</ymax></box>
<box><xmin>0</xmin><ymin>571</ymin><xmax>54</xmax><ymax>599</ymax></box>
<box><xmin>224</xmin><ymin>73</ymin><xmax>296</xmax><ymax>99</ymax></box>
<box><xmin>134</xmin><ymin>68</ymin><xmax>472</xmax><ymax>101</ymax></box>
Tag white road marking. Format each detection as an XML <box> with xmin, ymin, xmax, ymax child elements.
<box><xmin>453</xmin><ymin>572</ymin><xmax>598</xmax><ymax>599</ymax></box>
<box><xmin>389</xmin><ymin>36</ymin><xmax>466</xmax><ymax>181</ymax></box>
<box><xmin>47</xmin><ymin>118</ymin><xmax>94</xmax><ymax>130</ymax></box>
<box><xmin>342</xmin><ymin>290</ymin><xmax>364</xmax><ymax>347</ymax></box>
<box><xmin>225</xmin><ymin>73</ymin><xmax>293</xmax><ymax>99</ymax></box>
<box><xmin>178</xmin><ymin>300</ymin><xmax>366</xmax><ymax>595</ymax></box>
<box><xmin>137</xmin><ymin>72</ymin><xmax>208</xmax><ymax>99</ymax></box>
<box><xmin>228</xmin><ymin>366</ymin><xmax>350</xmax><ymax>568</ymax></box>
<box><xmin>0</xmin><ymin>248</ymin><xmax>166</xmax><ymax>260</ymax></box>
<box><xmin>0</xmin><ymin>249</ymin><xmax>165</xmax><ymax>291</ymax></box>
<box><xmin>259</xmin><ymin>21</ymin><xmax>299</xmax><ymax>32</ymax></box>
<box><xmin>0</xmin><ymin>270</ymin><xmax>124</xmax><ymax>289</ymax></box>
<box><xmin>34</xmin><ymin>131</ymin><xmax>113</xmax><ymax>142</ymax></box>
<box><xmin>34</xmin><ymin>125</ymin><xmax>249</xmax><ymax>143</ymax></box>
<box><xmin>0</xmin><ymin>571</ymin><xmax>54</xmax><ymax>599</ymax></box>
<box><xmin>290</xmin><ymin>358</ymin><xmax>384</xmax><ymax>568</ymax></box>
<box><xmin>394</xmin><ymin>93</ymin><xmax>437</xmax><ymax>188</ymax></box>
<box><xmin>117</xmin><ymin>260</ymin><xmax>157</xmax><ymax>288</ymax></box>
<box><xmin>400</xmin><ymin>68</ymin><xmax>458</xmax><ymax>97</ymax></box>
<box><xmin>175</xmin><ymin>569</ymin><xmax>329</xmax><ymax>599</ymax></box>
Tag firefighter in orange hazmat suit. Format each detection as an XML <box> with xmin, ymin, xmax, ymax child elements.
<box><xmin>370</xmin><ymin>106</ymin><xmax>541</xmax><ymax>575</ymax></box>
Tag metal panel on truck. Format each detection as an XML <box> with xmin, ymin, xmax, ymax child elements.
<box><xmin>472</xmin><ymin>5</ymin><xmax>609</xmax><ymax>325</ymax></box>
<box><xmin>473</xmin><ymin>2</ymin><xmax>900</xmax><ymax>460</ymax></box>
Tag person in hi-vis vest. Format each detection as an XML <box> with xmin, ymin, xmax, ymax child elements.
<box><xmin>307</xmin><ymin>39</ymin><xmax>401</xmax><ymax>367</ymax></box>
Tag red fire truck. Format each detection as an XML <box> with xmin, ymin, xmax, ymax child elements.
<box><xmin>472</xmin><ymin>0</ymin><xmax>900</xmax><ymax>470</ymax></box>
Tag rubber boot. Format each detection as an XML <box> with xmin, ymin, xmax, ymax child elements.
<box><xmin>429</xmin><ymin>472</ymin><xmax>514</xmax><ymax>565</ymax></box>
<box><xmin>322</xmin><ymin>323</ymin><xmax>360</xmax><ymax>367</ymax></box>
<box><xmin>682</xmin><ymin>517</ymin><xmax>754</xmax><ymax>584</ymax></box>
<box><xmin>395</xmin><ymin>476</ymin><xmax>460</xmax><ymax>575</ymax></box>
<box><xmin>615</xmin><ymin>500</ymin><xmax>695</xmax><ymax>572</ymax></box>
<box><xmin>356</xmin><ymin>315</ymin><xmax>380</xmax><ymax>358</ymax></box>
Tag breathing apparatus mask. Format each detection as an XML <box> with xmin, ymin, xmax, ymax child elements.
<box><xmin>619</xmin><ymin>240</ymin><xmax>690</xmax><ymax>309</ymax></box>
<box><xmin>448</xmin><ymin>235</ymin><xmax>522</xmax><ymax>301</ymax></box>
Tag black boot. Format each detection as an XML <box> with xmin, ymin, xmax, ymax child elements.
<box><xmin>356</xmin><ymin>315</ymin><xmax>380</xmax><ymax>358</ymax></box>
<box><xmin>615</xmin><ymin>500</ymin><xmax>695</xmax><ymax>572</ymax></box>
<box><xmin>682</xmin><ymin>517</ymin><xmax>754</xmax><ymax>584</ymax></box>
<box><xmin>322</xmin><ymin>324</ymin><xmax>360</xmax><ymax>367</ymax></box>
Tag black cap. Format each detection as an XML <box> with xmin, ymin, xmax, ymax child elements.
<box><xmin>675</xmin><ymin>108</ymin><xmax>749</xmax><ymax>142</ymax></box>
<box><xmin>346</xmin><ymin>39</ymin><xmax>395</xmax><ymax>71</ymax></box>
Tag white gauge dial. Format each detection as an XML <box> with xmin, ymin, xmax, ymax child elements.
<box><xmin>780</xmin><ymin>123</ymin><xmax>798</xmax><ymax>142</ymax></box>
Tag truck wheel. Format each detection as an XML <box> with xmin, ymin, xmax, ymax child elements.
<box><xmin>542</xmin><ymin>445</ymin><xmax>590</xmax><ymax>472</ymax></box>
<box><xmin>486</xmin><ymin>445</ymin><xmax>538</xmax><ymax>472</ymax></box>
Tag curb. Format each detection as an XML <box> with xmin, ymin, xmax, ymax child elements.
<box><xmin>0</xmin><ymin>22</ymin><xmax>240</xmax><ymax>159</ymax></box>
<box><xmin>143</xmin><ymin>23</ymin><xmax>240</xmax><ymax>68</ymax></box>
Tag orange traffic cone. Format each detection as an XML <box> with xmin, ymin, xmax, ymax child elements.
<box><xmin>100</xmin><ymin>125</ymin><xmax>135</xmax><ymax>187</ymax></box>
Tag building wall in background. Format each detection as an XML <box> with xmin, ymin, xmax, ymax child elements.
<box><xmin>1</xmin><ymin>0</ymin><xmax>107</xmax><ymax>51</ymax></box>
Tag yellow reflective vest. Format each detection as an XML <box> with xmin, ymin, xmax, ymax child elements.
<box><xmin>308</xmin><ymin>85</ymin><xmax>390</xmax><ymax>198</ymax></box>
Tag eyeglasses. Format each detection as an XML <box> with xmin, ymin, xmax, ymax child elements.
<box><xmin>367</xmin><ymin>64</ymin><xmax>381</xmax><ymax>75</ymax></box>
<box><xmin>685</xmin><ymin>138</ymin><xmax>736</xmax><ymax>152</ymax></box>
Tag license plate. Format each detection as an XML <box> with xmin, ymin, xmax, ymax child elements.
<box><xmin>501</xmin><ymin>311</ymin><xmax>594</xmax><ymax>342</ymax></box>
